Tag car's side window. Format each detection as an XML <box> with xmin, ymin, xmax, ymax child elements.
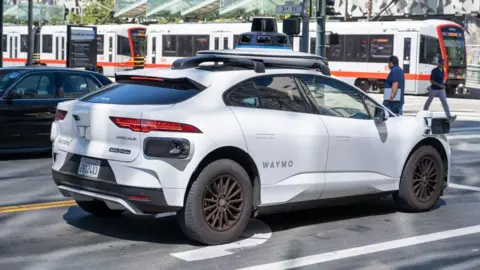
<box><xmin>11</xmin><ymin>73</ymin><xmax>55</xmax><ymax>99</ymax></box>
<box><xmin>253</xmin><ymin>75</ymin><xmax>309</xmax><ymax>113</ymax></box>
<box><xmin>61</xmin><ymin>74</ymin><xmax>100</xmax><ymax>98</ymax></box>
<box><xmin>297</xmin><ymin>75</ymin><xmax>371</xmax><ymax>119</ymax></box>
<box><xmin>225</xmin><ymin>80</ymin><xmax>261</xmax><ymax>108</ymax></box>
<box><xmin>85</xmin><ymin>75</ymin><xmax>101</xmax><ymax>91</ymax></box>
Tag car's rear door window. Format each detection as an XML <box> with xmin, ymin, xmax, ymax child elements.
<box><xmin>225</xmin><ymin>75</ymin><xmax>311</xmax><ymax>114</ymax></box>
<box><xmin>10</xmin><ymin>73</ymin><xmax>55</xmax><ymax>99</ymax></box>
<box><xmin>61</xmin><ymin>73</ymin><xmax>101</xmax><ymax>98</ymax></box>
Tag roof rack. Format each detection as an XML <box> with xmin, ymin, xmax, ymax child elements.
<box><xmin>171</xmin><ymin>54</ymin><xmax>266</xmax><ymax>73</ymax></box>
<box><xmin>197</xmin><ymin>50</ymin><xmax>331</xmax><ymax>76</ymax></box>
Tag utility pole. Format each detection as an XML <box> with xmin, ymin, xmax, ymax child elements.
<box><xmin>27</xmin><ymin>0</ymin><xmax>34</xmax><ymax>66</ymax></box>
<box><xmin>315</xmin><ymin>0</ymin><xmax>326</xmax><ymax>57</ymax></box>
<box><xmin>300</xmin><ymin>0</ymin><xmax>309</xmax><ymax>53</ymax></box>
<box><xmin>0</xmin><ymin>0</ymin><xmax>3</xmax><ymax>67</ymax></box>
<box><xmin>344</xmin><ymin>0</ymin><xmax>348</xmax><ymax>21</ymax></box>
<box><xmin>367</xmin><ymin>0</ymin><xmax>372</xmax><ymax>20</ymax></box>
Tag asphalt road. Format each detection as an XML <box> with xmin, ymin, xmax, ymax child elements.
<box><xmin>1</xmin><ymin>96</ymin><xmax>480</xmax><ymax>270</ymax></box>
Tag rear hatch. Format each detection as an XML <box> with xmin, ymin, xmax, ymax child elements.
<box><xmin>54</xmin><ymin>75</ymin><xmax>206</xmax><ymax>162</ymax></box>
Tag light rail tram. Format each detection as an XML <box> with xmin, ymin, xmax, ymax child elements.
<box><xmin>144</xmin><ymin>19</ymin><xmax>467</xmax><ymax>96</ymax></box>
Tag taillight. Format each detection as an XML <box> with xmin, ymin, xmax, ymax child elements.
<box><xmin>55</xmin><ymin>109</ymin><xmax>67</xmax><ymax>121</ymax></box>
<box><xmin>109</xmin><ymin>117</ymin><xmax>202</xmax><ymax>133</ymax></box>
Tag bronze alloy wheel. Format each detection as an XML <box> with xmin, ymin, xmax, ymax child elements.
<box><xmin>202</xmin><ymin>174</ymin><xmax>244</xmax><ymax>231</ymax></box>
<box><xmin>412</xmin><ymin>156</ymin><xmax>439</xmax><ymax>202</ymax></box>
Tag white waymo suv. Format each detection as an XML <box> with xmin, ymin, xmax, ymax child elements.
<box><xmin>50</xmin><ymin>53</ymin><xmax>451</xmax><ymax>245</ymax></box>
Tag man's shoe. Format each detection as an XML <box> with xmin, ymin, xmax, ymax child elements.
<box><xmin>449</xmin><ymin>115</ymin><xmax>457</xmax><ymax>122</ymax></box>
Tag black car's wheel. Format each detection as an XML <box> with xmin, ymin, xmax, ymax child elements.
<box><xmin>395</xmin><ymin>145</ymin><xmax>444</xmax><ymax>212</ymax></box>
<box><xmin>76</xmin><ymin>199</ymin><xmax>125</xmax><ymax>217</ymax></box>
<box><xmin>178</xmin><ymin>159</ymin><xmax>253</xmax><ymax>245</ymax></box>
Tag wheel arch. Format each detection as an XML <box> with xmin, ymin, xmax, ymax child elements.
<box><xmin>184</xmin><ymin>146</ymin><xmax>261</xmax><ymax>216</ymax></box>
<box><xmin>400</xmin><ymin>137</ymin><xmax>449</xmax><ymax>189</ymax></box>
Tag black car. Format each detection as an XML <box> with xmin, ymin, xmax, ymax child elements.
<box><xmin>0</xmin><ymin>67</ymin><xmax>113</xmax><ymax>154</ymax></box>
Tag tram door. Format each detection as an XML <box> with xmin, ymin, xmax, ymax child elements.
<box><xmin>103</xmin><ymin>32</ymin><xmax>116</xmax><ymax>74</ymax></box>
<box><xmin>210</xmin><ymin>31</ymin><xmax>234</xmax><ymax>50</ymax></box>
<box><xmin>395</xmin><ymin>31</ymin><xmax>419</xmax><ymax>94</ymax></box>
<box><xmin>147</xmin><ymin>31</ymin><xmax>163</xmax><ymax>65</ymax></box>
<box><xmin>7</xmin><ymin>32</ymin><xmax>20</xmax><ymax>67</ymax></box>
<box><xmin>53</xmin><ymin>32</ymin><xmax>66</xmax><ymax>67</ymax></box>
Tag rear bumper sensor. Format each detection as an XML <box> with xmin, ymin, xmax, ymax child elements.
<box><xmin>52</xmin><ymin>170</ymin><xmax>182</xmax><ymax>215</ymax></box>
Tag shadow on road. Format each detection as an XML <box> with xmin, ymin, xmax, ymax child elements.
<box><xmin>62</xmin><ymin>196</ymin><xmax>448</xmax><ymax>246</ymax></box>
<box><xmin>0</xmin><ymin>151</ymin><xmax>51</xmax><ymax>161</ymax></box>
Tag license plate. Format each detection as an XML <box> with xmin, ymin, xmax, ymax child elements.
<box><xmin>78</xmin><ymin>157</ymin><xmax>101</xmax><ymax>178</ymax></box>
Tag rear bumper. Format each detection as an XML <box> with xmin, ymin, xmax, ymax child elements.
<box><xmin>52</xmin><ymin>170</ymin><xmax>181</xmax><ymax>215</ymax></box>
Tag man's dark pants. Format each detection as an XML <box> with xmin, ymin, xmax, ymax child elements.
<box><xmin>382</xmin><ymin>100</ymin><xmax>403</xmax><ymax>115</ymax></box>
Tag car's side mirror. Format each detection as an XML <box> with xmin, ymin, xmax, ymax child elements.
<box><xmin>374</xmin><ymin>106</ymin><xmax>389</xmax><ymax>123</ymax></box>
<box><xmin>6</xmin><ymin>89</ymin><xmax>23</xmax><ymax>100</ymax></box>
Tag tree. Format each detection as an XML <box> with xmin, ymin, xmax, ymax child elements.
<box><xmin>81</xmin><ymin>0</ymin><xmax>123</xmax><ymax>24</ymax></box>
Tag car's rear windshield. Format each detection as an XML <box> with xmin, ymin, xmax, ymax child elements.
<box><xmin>80</xmin><ymin>77</ymin><xmax>206</xmax><ymax>105</ymax></box>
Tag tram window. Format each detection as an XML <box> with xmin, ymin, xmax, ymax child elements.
<box><xmin>2</xmin><ymin>35</ymin><xmax>6</xmax><ymax>52</ymax></box>
<box><xmin>344</xmin><ymin>35</ymin><xmax>369</xmax><ymax>62</ymax></box>
<box><xmin>368</xmin><ymin>35</ymin><xmax>393</xmax><ymax>63</ymax></box>
<box><xmin>194</xmin><ymin>35</ymin><xmax>209</xmax><ymax>53</ymax></box>
<box><xmin>97</xmin><ymin>34</ymin><xmax>104</xmax><ymax>54</ymax></box>
<box><xmin>20</xmin><ymin>35</ymin><xmax>28</xmax><ymax>53</ymax></box>
<box><xmin>233</xmin><ymin>35</ymin><xmax>240</xmax><ymax>48</ymax></box>
<box><xmin>117</xmin><ymin>36</ymin><xmax>130</xmax><ymax>56</ymax></box>
<box><xmin>41</xmin><ymin>35</ymin><xmax>52</xmax><ymax>53</ymax></box>
<box><xmin>326</xmin><ymin>35</ymin><xmax>345</xmax><ymax>61</ymax></box>
<box><xmin>162</xmin><ymin>35</ymin><xmax>177</xmax><ymax>57</ymax></box>
<box><xmin>178</xmin><ymin>36</ymin><xmax>194</xmax><ymax>57</ymax></box>
<box><xmin>419</xmin><ymin>35</ymin><xmax>441</xmax><ymax>65</ymax></box>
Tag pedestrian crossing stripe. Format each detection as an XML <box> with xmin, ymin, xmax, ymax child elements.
<box><xmin>400</xmin><ymin>111</ymin><xmax>480</xmax><ymax>121</ymax></box>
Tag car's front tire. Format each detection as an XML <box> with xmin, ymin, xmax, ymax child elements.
<box><xmin>178</xmin><ymin>159</ymin><xmax>253</xmax><ymax>245</ymax></box>
<box><xmin>76</xmin><ymin>199</ymin><xmax>125</xmax><ymax>217</ymax></box>
<box><xmin>396</xmin><ymin>145</ymin><xmax>445</xmax><ymax>212</ymax></box>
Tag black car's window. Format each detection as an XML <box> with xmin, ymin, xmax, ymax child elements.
<box><xmin>94</xmin><ymin>74</ymin><xmax>112</xmax><ymax>86</ymax></box>
<box><xmin>297</xmin><ymin>75</ymin><xmax>371</xmax><ymax>119</ymax></box>
<box><xmin>61</xmin><ymin>74</ymin><xmax>100</xmax><ymax>98</ymax></box>
<box><xmin>0</xmin><ymin>70</ymin><xmax>25</xmax><ymax>95</ymax></box>
<box><xmin>80</xmin><ymin>78</ymin><xmax>204</xmax><ymax>105</ymax></box>
<box><xmin>11</xmin><ymin>73</ymin><xmax>55</xmax><ymax>99</ymax></box>
<box><xmin>226</xmin><ymin>75</ymin><xmax>309</xmax><ymax>113</ymax></box>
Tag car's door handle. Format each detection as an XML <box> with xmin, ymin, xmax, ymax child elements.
<box><xmin>335</xmin><ymin>136</ymin><xmax>351</xmax><ymax>141</ymax></box>
<box><xmin>256</xmin><ymin>133</ymin><xmax>275</xmax><ymax>139</ymax></box>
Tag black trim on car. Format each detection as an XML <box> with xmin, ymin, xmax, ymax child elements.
<box><xmin>52</xmin><ymin>170</ymin><xmax>181</xmax><ymax>214</ymax></box>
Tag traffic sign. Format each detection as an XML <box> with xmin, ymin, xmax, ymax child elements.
<box><xmin>276</xmin><ymin>1</ymin><xmax>303</xmax><ymax>14</ymax></box>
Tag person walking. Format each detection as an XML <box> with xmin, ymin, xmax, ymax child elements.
<box><xmin>382</xmin><ymin>56</ymin><xmax>405</xmax><ymax>115</ymax></box>
<box><xmin>423</xmin><ymin>58</ymin><xmax>457</xmax><ymax>122</ymax></box>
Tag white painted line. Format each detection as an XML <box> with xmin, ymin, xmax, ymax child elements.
<box><xmin>448</xmin><ymin>183</ymin><xmax>480</xmax><ymax>192</ymax></box>
<box><xmin>447</xmin><ymin>134</ymin><xmax>480</xmax><ymax>140</ymax></box>
<box><xmin>237</xmin><ymin>224</ymin><xmax>480</xmax><ymax>270</ymax></box>
<box><xmin>171</xmin><ymin>219</ymin><xmax>272</xmax><ymax>262</ymax></box>
<box><xmin>450</xmin><ymin>127</ymin><xmax>480</xmax><ymax>132</ymax></box>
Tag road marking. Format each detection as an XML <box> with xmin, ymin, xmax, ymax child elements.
<box><xmin>238</xmin><ymin>224</ymin><xmax>480</xmax><ymax>270</ymax></box>
<box><xmin>0</xmin><ymin>200</ymin><xmax>77</xmax><ymax>214</ymax></box>
<box><xmin>450</xmin><ymin>127</ymin><xmax>480</xmax><ymax>133</ymax></box>
<box><xmin>171</xmin><ymin>219</ymin><xmax>272</xmax><ymax>261</ymax></box>
<box><xmin>448</xmin><ymin>134</ymin><xmax>480</xmax><ymax>140</ymax></box>
<box><xmin>448</xmin><ymin>183</ymin><xmax>480</xmax><ymax>192</ymax></box>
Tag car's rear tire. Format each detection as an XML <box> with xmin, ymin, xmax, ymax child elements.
<box><xmin>76</xmin><ymin>199</ymin><xmax>124</xmax><ymax>217</ymax></box>
<box><xmin>178</xmin><ymin>159</ymin><xmax>253</xmax><ymax>245</ymax></box>
<box><xmin>395</xmin><ymin>145</ymin><xmax>445</xmax><ymax>212</ymax></box>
